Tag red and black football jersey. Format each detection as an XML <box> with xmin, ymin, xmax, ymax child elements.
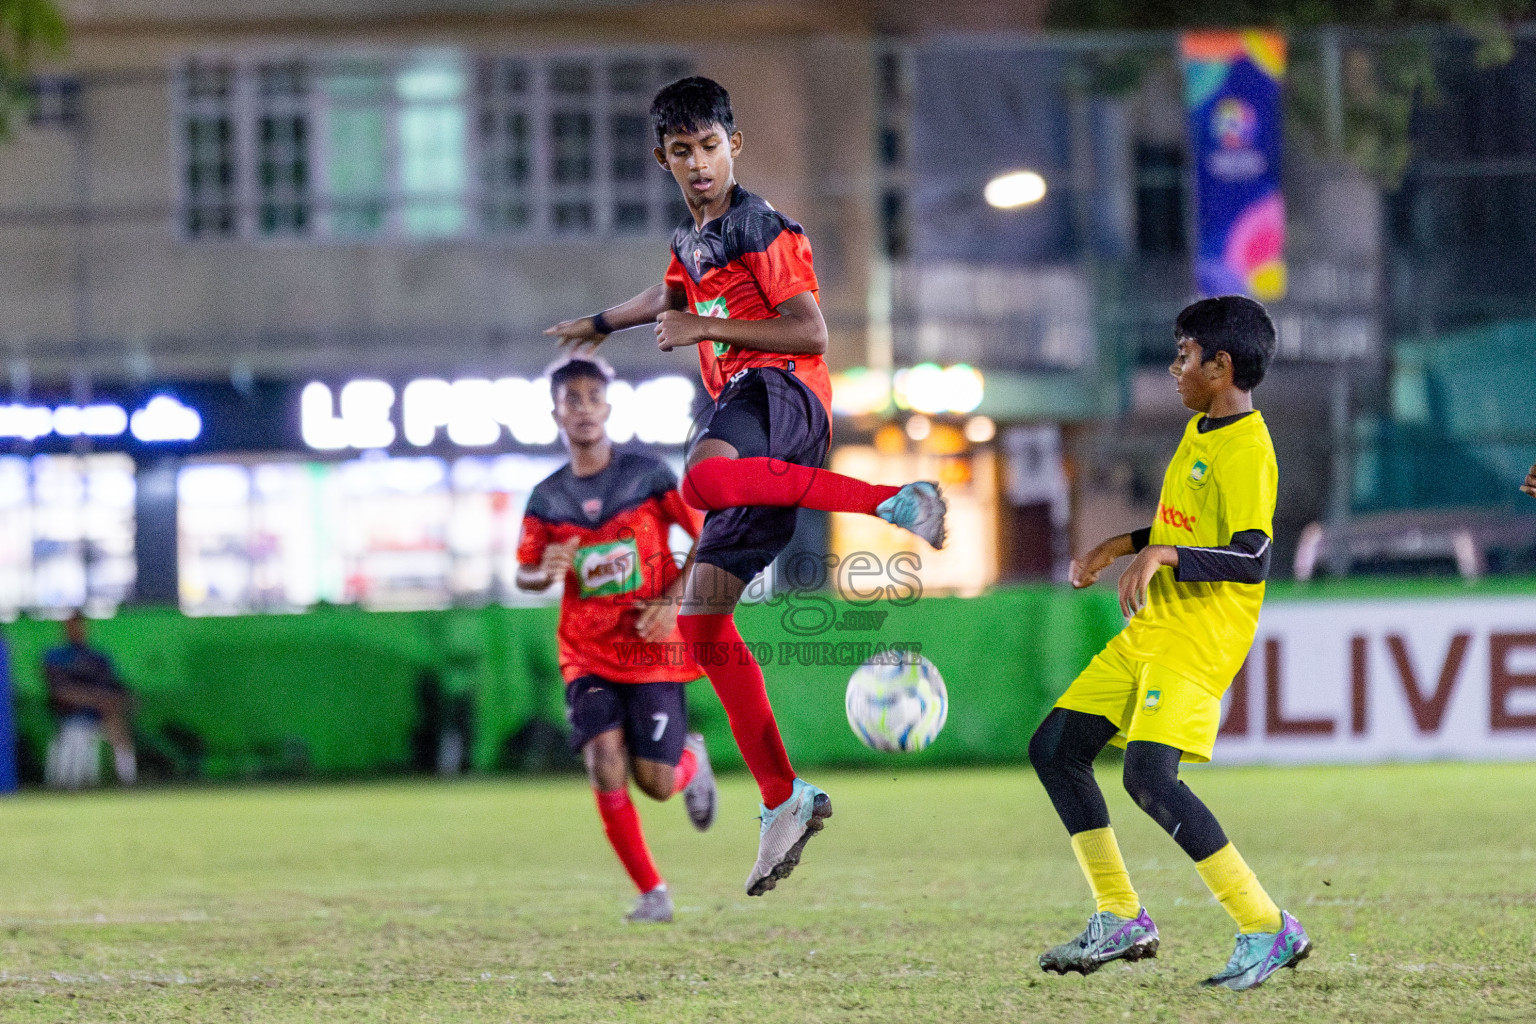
<box><xmin>664</xmin><ymin>185</ymin><xmax>833</xmax><ymax>419</ymax></box>
<box><xmin>517</xmin><ymin>452</ymin><xmax>703</xmax><ymax>684</ymax></box>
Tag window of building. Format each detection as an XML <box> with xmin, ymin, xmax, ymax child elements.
<box><xmin>180</xmin><ymin>60</ymin><xmax>239</xmax><ymax>238</ymax></box>
<box><xmin>874</xmin><ymin>43</ymin><xmax>913</xmax><ymax>260</ymax></box>
<box><xmin>24</xmin><ymin>76</ymin><xmax>82</xmax><ymax>128</ymax></box>
<box><xmin>1134</xmin><ymin>143</ymin><xmax>1187</xmax><ymax>257</ymax></box>
<box><xmin>174</xmin><ymin>50</ymin><xmax>689</xmax><ymax>241</ymax></box>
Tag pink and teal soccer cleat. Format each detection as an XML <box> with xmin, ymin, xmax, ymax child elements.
<box><xmin>1039</xmin><ymin>908</ymin><xmax>1160</xmax><ymax>975</ymax></box>
<box><xmin>1201</xmin><ymin>911</ymin><xmax>1311</xmax><ymax>990</ymax></box>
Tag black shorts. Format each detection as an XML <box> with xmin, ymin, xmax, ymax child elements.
<box><xmin>564</xmin><ymin>675</ymin><xmax>689</xmax><ymax>765</ymax></box>
<box><xmin>689</xmin><ymin>366</ymin><xmax>832</xmax><ymax>584</ymax></box>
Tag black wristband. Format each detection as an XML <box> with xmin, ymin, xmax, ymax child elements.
<box><xmin>1129</xmin><ymin>527</ymin><xmax>1152</xmax><ymax>552</ymax></box>
<box><xmin>591</xmin><ymin>311</ymin><xmax>615</xmax><ymax>335</ymax></box>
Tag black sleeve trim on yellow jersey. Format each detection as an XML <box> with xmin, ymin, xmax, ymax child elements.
<box><xmin>1173</xmin><ymin>529</ymin><xmax>1271</xmax><ymax>584</ymax></box>
<box><xmin>1130</xmin><ymin>527</ymin><xmax>1152</xmax><ymax>552</ymax></box>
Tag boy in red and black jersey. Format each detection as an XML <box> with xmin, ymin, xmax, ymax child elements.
<box><xmin>546</xmin><ymin>77</ymin><xmax>947</xmax><ymax>897</ymax></box>
<box><xmin>516</xmin><ymin>357</ymin><xmax>716</xmax><ymax>925</ymax></box>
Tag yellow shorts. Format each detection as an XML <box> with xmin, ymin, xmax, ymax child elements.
<box><xmin>1054</xmin><ymin>643</ymin><xmax>1222</xmax><ymax>763</ymax></box>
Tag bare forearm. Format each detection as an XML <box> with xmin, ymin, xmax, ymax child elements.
<box><xmin>1096</xmin><ymin>533</ymin><xmax>1139</xmax><ymax>561</ymax></box>
<box><xmin>515</xmin><ymin>566</ymin><xmax>554</xmax><ymax>592</ymax></box>
<box><xmin>695</xmin><ymin>313</ymin><xmax>826</xmax><ymax>355</ymax></box>
<box><xmin>602</xmin><ymin>284</ymin><xmax>683</xmax><ymax>331</ymax></box>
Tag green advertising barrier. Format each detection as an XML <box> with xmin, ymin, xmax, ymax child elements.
<box><xmin>7</xmin><ymin>576</ymin><xmax>1529</xmax><ymax>781</ymax></box>
<box><xmin>0</xmin><ymin>586</ymin><xmax>1124</xmax><ymax>781</ymax></box>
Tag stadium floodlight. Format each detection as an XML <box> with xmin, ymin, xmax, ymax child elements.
<box><xmin>984</xmin><ymin>169</ymin><xmax>1047</xmax><ymax>209</ymax></box>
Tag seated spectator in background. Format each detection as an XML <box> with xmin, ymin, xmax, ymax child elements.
<box><xmin>44</xmin><ymin>612</ymin><xmax>136</xmax><ymax>786</ymax></box>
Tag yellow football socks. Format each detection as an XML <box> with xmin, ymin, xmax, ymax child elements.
<box><xmin>1196</xmin><ymin>843</ymin><xmax>1283</xmax><ymax>933</ymax></box>
<box><xmin>1069</xmin><ymin>827</ymin><xmax>1141</xmax><ymax>919</ymax></box>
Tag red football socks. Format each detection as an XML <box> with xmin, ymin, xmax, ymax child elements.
<box><xmin>677</xmin><ymin>612</ymin><xmax>796</xmax><ymax>808</ymax></box>
<box><xmin>672</xmin><ymin>747</ymin><xmax>699</xmax><ymax>795</ymax></box>
<box><xmin>594</xmin><ymin>788</ymin><xmax>662</xmax><ymax>893</ymax></box>
<box><xmin>682</xmin><ymin>456</ymin><xmax>900</xmax><ymax>515</ymax></box>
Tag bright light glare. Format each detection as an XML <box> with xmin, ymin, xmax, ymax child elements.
<box><xmin>984</xmin><ymin>170</ymin><xmax>1047</xmax><ymax>209</ymax></box>
<box><xmin>130</xmin><ymin>396</ymin><xmax>202</xmax><ymax>443</ymax></box>
<box><xmin>905</xmin><ymin>414</ymin><xmax>932</xmax><ymax>442</ymax></box>
<box><xmin>338</xmin><ymin>381</ymin><xmax>395</xmax><ymax>449</ymax></box>
<box><xmin>830</xmin><ymin>368</ymin><xmax>893</xmax><ymax>417</ymax></box>
<box><xmin>0</xmin><ymin>404</ymin><xmax>54</xmax><ymax>440</ymax></box>
<box><xmin>605</xmin><ymin>381</ymin><xmax>637</xmax><ymax>443</ymax></box>
<box><xmin>964</xmin><ymin>415</ymin><xmax>996</xmax><ymax>443</ymax></box>
<box><xmin>496</xmin><ymin>377</ymin><xmax>558</xmax><ymax>445</ymax></box>
<box><xmin>633</xmin><ymin>377</ymin><xmax>696</xmax><ymax>445</ymax></box>
<box><xmin>402</xmin><ymin>378</ymin><xmax>451</xmax><ymax>447</ymax></box>
<box><xmin>943</xmin><ymin>365</ymin><xmax>985</xmax><ymax>414</ymax></box>
<box><xmin>446</xmin><ymin>379</ymin><xmax>499</xmax><ymax>447</ymax></box>
<box><xmin>301</xmin><ymin>383</ymin><xmax>346</xmax><ymax>451</ymax></box>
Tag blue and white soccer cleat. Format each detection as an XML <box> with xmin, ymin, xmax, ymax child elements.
<box><xmin>745</xmin><ymin>778</ymin><xmax>833</xmax><ymax>896</ymax></box>
<box><xmin>1039</xmin><ymin>908</ymin><xmax>1160</xmax><ymax>975</ymax></box>
<box><xmin>1200</xmin><ymin>911</ymin><xmax>1311</xmax><ymax>990</ymax></box>
<box><xmin>876</xmin><ymin>481</ymin><xmax>947</xmax><ymax>550</ymax></box>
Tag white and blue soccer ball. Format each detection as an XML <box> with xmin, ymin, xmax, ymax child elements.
<box><xmin>845</xmin><ymin>651</ymin><xmax>948</xmax><ymax>753</ymax></box>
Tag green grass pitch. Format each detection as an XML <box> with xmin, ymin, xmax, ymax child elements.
<box><xmin>0</xmin><ymin>762</ymin><xmax>1531</xmax><ymax>1022</ymax></box>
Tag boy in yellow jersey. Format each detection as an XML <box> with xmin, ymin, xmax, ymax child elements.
<box><xmin>1029</xmin><ymin>295</ymin><xmax>1310</xmax><ymax>991</ymax></box>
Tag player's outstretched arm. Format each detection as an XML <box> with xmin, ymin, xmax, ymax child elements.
<box><xmin>545</xmin><ymin>284</ymin><xmax>685</xmax><ymax>351</ymax></box>
<box><xmin>1522</xmin><ymin>462</ymin><xmax>1536</xmax><ymax>498</ymax></box>
<box><xmin>653</xmin><ymin>291</ymin><xmax>827</xmax><ymax>356</ymax></box>
<box><xmin>1069</xmin><ymin>533</ymin><xmax>1138</xmax><ymax>589</ymax></box>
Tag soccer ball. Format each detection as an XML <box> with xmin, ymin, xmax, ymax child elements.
<box><xmin>845</xmin><ymin>651</ymin><xmax>948</xmax><ymax>753</ymax></box>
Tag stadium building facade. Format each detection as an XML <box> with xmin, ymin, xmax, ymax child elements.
<box><xmin>0</xmin><ymin>4</ymin><xmax>1532</xmax><ymax>618</ymax></box>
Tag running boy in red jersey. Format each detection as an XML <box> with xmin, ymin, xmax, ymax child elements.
<box><xmin>545</xmin><ymin>77</ymin><xmax>946</xmax><ymax>896</ymax></box>
<box><xmin>516</xmin><ymin>356</ymin><xmax>717</xmax><ymax>924</ymax></box>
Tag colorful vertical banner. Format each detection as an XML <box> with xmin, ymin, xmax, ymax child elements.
<box><xmin>1180</xmin><ymin>31</ymin><xmax>1287</xmax><ymax>301</ymax></box>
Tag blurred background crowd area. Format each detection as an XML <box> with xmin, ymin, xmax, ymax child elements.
<box><xmin>0</xmin><ymin>0</ymin><xmax>1528</xmax><ymax>626</ymax></box>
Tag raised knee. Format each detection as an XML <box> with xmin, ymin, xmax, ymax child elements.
<box><xmin>635</xmin><ymin>774</ymin><xmax>672</xmax><ymax>802</ymax></box>
<box><xmin>681</xmin><ymin>457</ymin><xmax>728</xmax><ymax>511</ymax></box>
<box><xmin>1027</xmin><ymin>721</ymin><xmax>1059</xmax><ymax>777</ymax></box>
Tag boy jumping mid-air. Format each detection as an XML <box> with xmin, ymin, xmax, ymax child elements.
<box><xmin>517</xmin><ymin>356</ymin><xmax>717</xmax><ymax>924</ymax></box>
<box><xmin>546</xmin><ymin>77</ymin><xmax>945</xmax><ymax>895</ymax></box>
<box><xmin>1028</xmin><ymin>296</ymin><xmax>1311</xmax><ymax>990</ymax></box>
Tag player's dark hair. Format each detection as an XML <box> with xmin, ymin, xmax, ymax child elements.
<box><xmin>548</xmin><ymin>356</ymin><xmax>612</xmax><ymax>399</ymax></box>
<box><xmin>1174</xmin><ymin>295</ymin><xmax>1277</xmax><ymax>391</ymax></box>
<box><xmin>650</xmin><ymin>76</ymin><xmax>735</xmax><ymax>145</ymax></box>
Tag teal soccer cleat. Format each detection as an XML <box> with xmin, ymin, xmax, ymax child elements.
<box><xmin>745</xmin><ymin>778</ymin><xmax>833</xmax><ymax>896</ymax></box>
<box><xmin>1039</xmin><ymin>908</ymin><xmax>1160</xmax><ymax>975</ymax></box>
<box><xmin>876</xmin><ymin>481</ymin><xmax>947</xmax><ymax>550</ymax></box>
<box><xmin>1201</xmin><ymin>911</ymin><xmax>1311</xmax><ymax>990</ymax></box>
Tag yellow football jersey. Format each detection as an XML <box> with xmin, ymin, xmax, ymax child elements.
<box><xmin>1110</xmin><ymin>411</ymin><xmax>1278</xmax><ymax>695</ymax></box>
